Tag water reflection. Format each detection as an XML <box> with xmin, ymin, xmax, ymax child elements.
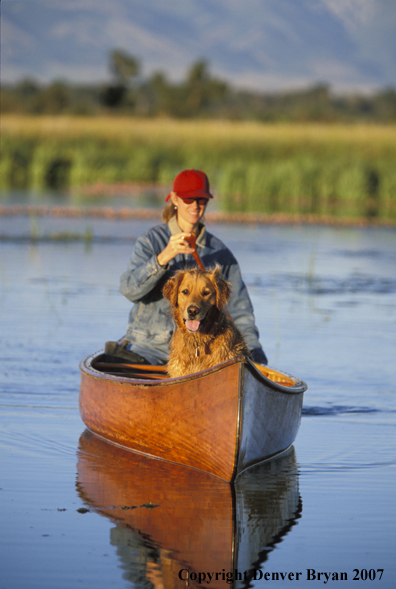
<box><xmin>76</xmin><ymin>431</ymin><xmax>302</xmax><ymax>588</ymax></box>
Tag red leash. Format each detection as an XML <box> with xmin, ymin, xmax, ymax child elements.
<box><xmin>184</xmin><ymin>234</ymin><xmax>205</xmax><ymax>270</ymax></box>
<box><xmin>184</xmin><ymin>233</ymin><xmax>232</xmax><ymax>320</ymax></box>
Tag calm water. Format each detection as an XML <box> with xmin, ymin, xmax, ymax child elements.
<box><xmin>1</xmin><ymin>196</ymin><xmax>395</xmax><ymax>588</ymax></box>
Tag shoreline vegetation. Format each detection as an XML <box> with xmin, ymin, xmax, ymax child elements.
<box><xmin>2</xmin><ymin>115</ymin><xmax>396</xmax><ymax>224</ymax></box>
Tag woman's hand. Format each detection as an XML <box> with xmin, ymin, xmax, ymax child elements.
<box><xmin>157</xmin><ymin>232</ymin><xmax>195</xmax><ymax>267</ymax></box>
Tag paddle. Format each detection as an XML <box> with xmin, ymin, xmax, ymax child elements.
<box><xmin>96</xmin><ymin>362</ymin><xmax>167</xmax><ymax>372</ymax></box>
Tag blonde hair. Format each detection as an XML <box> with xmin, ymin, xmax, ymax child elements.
<box><xmin>162</xmin><ymin>201</ymin><xmax>177</xmax><ymax>223</ymax></box>
<box><xmin>162</xmin><ymin>191</ymin><xmax>179</xmax><ymax>222</ymax></box>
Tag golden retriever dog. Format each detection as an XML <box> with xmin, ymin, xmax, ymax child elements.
<box><xmin>163</xmin><ymin>265</ymin><xmax>251</xmax><ymax>378</ymax></box>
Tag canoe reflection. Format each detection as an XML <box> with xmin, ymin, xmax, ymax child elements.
<box><xmin>76</xmin><ymin>431</ymin><xmax>302</xmax><ymax>588</ymax></box>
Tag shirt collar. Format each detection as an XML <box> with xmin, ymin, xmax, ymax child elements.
<box><xmin>168</xmin><ymin>215</ymin><xmax>206</xmax><ymax>248</ymax></box>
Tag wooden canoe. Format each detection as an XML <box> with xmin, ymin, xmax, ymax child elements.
<box><xmin>77</xmin><ymin>430</ymin><xmax>301</xmax><ymax>589</ymax></box>
<box><xmin>79</xmin><ymin>353</ymin><xmax>307</xmax><ymax>482</ymax></box>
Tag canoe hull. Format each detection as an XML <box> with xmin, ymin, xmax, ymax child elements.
<box><xmin>79</xmin><ymin>354</ymin><xmax>307</xmax><ymax>481</ymax></box>
<box><xmin>237</xmin><ymin>366</ymin><xmax>304</xmax><ymax>474</ymax></box>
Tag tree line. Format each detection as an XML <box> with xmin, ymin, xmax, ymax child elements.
<box><xmin>2</xmin><ymin>50</ymin><xmax>396</xmax><ymax>122</ymax></box>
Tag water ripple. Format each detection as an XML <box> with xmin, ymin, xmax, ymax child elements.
<box><xmin>303</xmin><ymin>405</ymin><xmax>381</xmax><ymax>416</ymax></box>
<box><xmin>247</xmin><ymin>273</ymin><xmax>396</xmax><ymax>295</ymax></box>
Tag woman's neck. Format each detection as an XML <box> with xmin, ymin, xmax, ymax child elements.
<box><xmin>176</xmin><ymin>216</ymin><xmax>200</xmax><ymax>235</ymax></box>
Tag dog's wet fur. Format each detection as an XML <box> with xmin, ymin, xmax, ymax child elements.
<box><xmin>163</xmin><ymin>265</ymin><xmax>250</xmax><ymax>378</ymax></box>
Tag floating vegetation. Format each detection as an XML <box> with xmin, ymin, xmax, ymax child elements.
<box><xmin>119</xmin><ymin>503</ymin><xmax>159</xmax><ymax>510</ymax></box>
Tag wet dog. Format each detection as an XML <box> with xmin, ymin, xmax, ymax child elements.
<box><xmin>163</xmin><ymin>265</ymin><xmax>250</xmax><ymax>378</ymax></box>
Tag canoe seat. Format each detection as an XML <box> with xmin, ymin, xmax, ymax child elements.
<box><xmin>93</xmin><ymin>359</ymin><xmax>168</xmax><ymax>381</ymax></box>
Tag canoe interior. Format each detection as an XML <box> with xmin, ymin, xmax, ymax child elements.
<box><xmin>90</xmin><ymin>354</ymin><xmax>298</xmax><ymax>387</ymax></box>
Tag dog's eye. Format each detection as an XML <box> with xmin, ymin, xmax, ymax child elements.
<box><xmin>181</xmin><ymin>289</ymin><xmax>189</xmax><ymax>295</ymax></box>
<box><xmin>202</xmin><ymin>289</ymin><xmax>211</xmax><ymax>296</ymax></box>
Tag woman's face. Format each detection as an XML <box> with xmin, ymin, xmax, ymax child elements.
<box><xmin>171</xmin><ymin>194</ymin><xmax>207</xmax><ymax>232</ymax></box>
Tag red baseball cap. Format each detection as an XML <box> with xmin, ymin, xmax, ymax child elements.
<box><xmin>165</xmin><ymin>169</ymin><xmax>213</xmax><ymax>202</ymax></box>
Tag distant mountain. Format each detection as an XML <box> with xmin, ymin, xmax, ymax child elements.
<box><xmin>2</xmin><ymin>0</ymin><xmax>395</xmax><ymax>93</ymax></box>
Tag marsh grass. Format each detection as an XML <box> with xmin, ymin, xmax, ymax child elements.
<box><xmin>2</xmin><ymin>115</ymin><xmax>395</xmax><ymax>220</ymax></box>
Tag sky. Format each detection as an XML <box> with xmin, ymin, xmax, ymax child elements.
<box><xmin>1</xmin><ymin>0</ymin><xmax>395</xmax><ymax>93</ymax></box>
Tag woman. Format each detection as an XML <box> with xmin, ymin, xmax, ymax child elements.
<box><xmin>117</xmin><ymin>169</ymin><xmax>267</xmax><ymax>366</ymax></box>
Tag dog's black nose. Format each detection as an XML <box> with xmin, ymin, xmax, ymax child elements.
<box><xmin>187</xmin><ymin>305</ymin><xmax>200</xmax><ymax>318</ymax></box>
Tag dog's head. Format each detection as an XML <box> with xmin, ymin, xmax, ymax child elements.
<box><xmin>163</xmin><ymin>265</ymin><xmax>231</xmax><ymax>333</ymax></box>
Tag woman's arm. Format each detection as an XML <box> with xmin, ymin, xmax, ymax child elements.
<box><xmin>120</xmin><ymin>228</ymin><xmax>195</xmax><ymax>303</ymax></box>
<box><xmin>120</xmin><ymin>232</ymin><xmax>168</xmax><ymax>303</ymax></box>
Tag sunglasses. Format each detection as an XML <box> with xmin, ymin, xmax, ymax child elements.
<box><xmin>181</xmin><ymin>197</ymin><xmax>208</xmax><ymax>205</ymax></box>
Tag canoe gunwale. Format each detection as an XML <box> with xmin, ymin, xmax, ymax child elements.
<box><xmin>244</xmin><ymin>358</ymin><xmax>307</xmax><ymax>394</ymax></box>
<box><xmin>80</xmin><ymin>351</ymin><xmax>242</xmax><ymax>386</ymax></box>
<box><xmin>80</xmin><ymin>351</ymin><xmax>307</xmax><ymax>395</ymax></box>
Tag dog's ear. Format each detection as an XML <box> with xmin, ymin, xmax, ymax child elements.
<box><xmin>163</xmin><ymin>272</ymin><xmax>183</xmax><ymax>307</ymax></box>
<box><xmin>211</xmin><ymin>265</ymin><xmax>231</xmax><ymax>310</ymax></box>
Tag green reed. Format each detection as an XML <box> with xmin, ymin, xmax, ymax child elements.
<box><xmin>217</xmin><ymin>155</ymin><xmax>394</xmax><ymax>219</ymax></box>
<box><xmin>1</xmin><ymin>116</ymin><xmax>395</xmax><ymax>221</ymax></box>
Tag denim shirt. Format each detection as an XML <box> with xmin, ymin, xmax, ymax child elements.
<box><xmin>120</xmin><ymin>216</ymin><xmax>267</xmax><ymax>364</ymax></box>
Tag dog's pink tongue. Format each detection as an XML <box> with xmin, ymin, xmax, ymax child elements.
<box><xmin>186</xmin><ymin>320</ymin><xmax>200</xmax><ymax>332</ymax></box>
